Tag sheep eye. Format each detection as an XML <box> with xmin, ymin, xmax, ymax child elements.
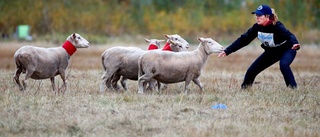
<box><xmin>175</xmin><ymin>38</ymin><xmax>178</xmax><ymax>40</ymax></box>
<box><xmin>77</xmin><ymin>37</ymin><xmax>81</xmax><ymax>40</ymax></box>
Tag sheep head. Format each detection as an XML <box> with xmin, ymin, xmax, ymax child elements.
<box><xmin>168</xmin><ymin>40</ymin><xmax>188</xmax><ymax>52</ymax></box>
<box><xmin>197</xmin><ymin>37</ymin><xmax>224</xmax><ymax>54</ymax></box>
<box><xmin>164</xmin><ymin>34</ymin><xmax>189</xmax><ymax>49</ymax></box>
<box><xmin>145</xmin><ymin>39</ymin><xmax>165</xmax><ymax>49</ymax></box>
<box><xmin>67</xmin><ymin>33</ymin><xmax>90</xmax><ymax>48</ymax></box>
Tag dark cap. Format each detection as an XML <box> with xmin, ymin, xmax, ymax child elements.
<box><xmin>251</xmin><ymin>5</ymin><xmax>272</xmax><ymax>15</ymax></box>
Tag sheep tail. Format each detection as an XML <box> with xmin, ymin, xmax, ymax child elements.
<box><xmin>15</xmin><ymin>56</ymin><xmax>20</xmax><ymax>67</ymax></box>
<box><xmin>138</xmin><ymin>58</ymin><xmax>144</xmax><ymax>78</ymax></box>
<box><xmin>101</xmin><ymin>50</ymin><xmax>111</xmax><ymax>71</ymax></box>
<box><xmin>101</xmin><ymin>56</ymin><xmax>106</xmax><ymax>71</ymax></box>
<box><xmin>15</xmin><ymin>54</ymin><xmax>23</xmax><ymax>69</ymax></box>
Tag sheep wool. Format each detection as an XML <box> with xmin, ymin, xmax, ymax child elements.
<box><xmin>62</xmin><ymin>40</ymin><xmax>77</xmax><ymax>56</ymax></box>
<box><xmin>148</xmin><ymin>44</ymin><xmax>158</xmax><ymax>50</ymax></box>
<box><xmin>13</xmin><ymin>33</ymin><xmax>90</xmax><ymax>92</ymax></box>
<box><xmin>162</xmin><ymin>42</ymin><xmax>172</xmax><ymax>51</ymax></box>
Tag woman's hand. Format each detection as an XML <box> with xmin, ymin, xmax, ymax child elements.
<box><xmin>217</xmin><ymin>51</ymin><xmax>226</xmax><ymax>58</ymax></box>
<box><xmin>292</xmin><ymin>44</ymin><xmax>300</xmax><ymax>50</ymax></box>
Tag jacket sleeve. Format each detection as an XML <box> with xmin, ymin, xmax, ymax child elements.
<box><xmin>276</xmin><ymin>21</ymin><xmax>300</xmax><ymax>50</ymax></box>
<box><xmin>224</xmin><ymin>24</ymin><xmax>258</xmax><ymax>55</ymax></box>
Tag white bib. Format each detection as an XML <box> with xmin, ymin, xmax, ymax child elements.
<box><xmin>257</xmin><ymin>32</ymin><xmax>287</xmax><ymax>47</ymax></box>
<box><xmin>257</xmin><ymin>32</ymin><xmax>277</xmax><ymax>47</ymax></box>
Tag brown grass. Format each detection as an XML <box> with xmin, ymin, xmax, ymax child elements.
<box><xmin>0</xmin><ymin>42</ymin><xmax>319</xmax><ymax>136</ymax></box>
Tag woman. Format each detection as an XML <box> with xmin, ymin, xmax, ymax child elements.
<box><xmin>218</xmin><ymin>4</ymin><xmax>300</xmax><ymax>89</ymax></box>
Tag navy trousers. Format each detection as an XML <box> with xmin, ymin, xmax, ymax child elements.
<box><xmin>241</xmin><ymin>49</ymin><xmax>297</xmax><ymax>89</ymax></box>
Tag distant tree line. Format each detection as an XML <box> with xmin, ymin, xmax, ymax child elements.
<box><xmin>0</xmin><ymin>0</ymin><xmax>319</xmax><ymax>43</ymax></box>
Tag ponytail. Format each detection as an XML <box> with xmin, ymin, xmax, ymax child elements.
<box><xmin>271</xmin><ymin>8</ymin><xmax>278</xmax><ymax>25</ymax></box>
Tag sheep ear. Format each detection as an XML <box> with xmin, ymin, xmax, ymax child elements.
<box><xmin>197</xmin><ymin>37</ymin><xmax>203</xmax><ymax>42</ymax></box>
<box><xmin>145</xmin><ymin>39</ymin><xmax>150</xmax><ymax>43</ymax></box>
<box><xmin>164</xmin><ymin>34</ymin><xmax>169</xmax><ymax>39</ymax></box>
<box><xmin>72</xmin><ymin>33</ymin><xmax>76</xmax><ymax>39</ymax></box>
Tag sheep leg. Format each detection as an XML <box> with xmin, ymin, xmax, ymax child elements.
<box><xmin>105</xmin><ymin>78</ymin><xmax>112</xmax><ymax>89</ymax></box>
<box><xmin>184</xmin><ymin>77</ymin><xmax>193</xmax><ymax>94</ymax></box>
<box><xmin>102</xmin><ymin>69</ymin><xmax>118</xmax><ymax>90</ymax></box>
<box><xmin>137</xmin><ymin>77</ymin><xmax>145</xmax><ymax>94</ymax></box>
<box><xmin>146</xmin><ymin>79</ymin><xmax>157</xmax><ymax>92</ymax></box>
<box><xmin>156</xmin><ymin>81</ymin><xmax>161</xmax><ymax>92</ymax></box>
<box><xmin>143</xmin><ymin>81</ymin><xmax>148</xmax><ymax>91</ymax></box>
<box><xmin>138</xmin><ymin>74</ymin><xmax>154</xmax><ymax>94</ymax></box>
<box><xmin>14</xmin><ymin>68</ymin><xmax>24</xmax><ymax>91</ymax></box>
<box><xmin>161</xmin><ymin>83</ymin><xmax>168</xmax><ymax>90</ymax></box>
<box><xmin>111</xmin><ymin>74</ymin><xmax>121</xmax><ymax>91</ymax></box>
<box><xmin>100</xmin><ymin>72</ymin><xmax>111</xmax><ymax>91</ymax></box>
<box><xmin>184</xmin><ymin>81</ymin><xmax>191</xmax><ymax>94</ymax></box>
<box><xmin>192</xmin><ymin>78</ymin><xmax>203</xmax><ymax>92</ymax></box>
<box><xmin>99</xmin><ymin>80</ymin><xmax>107</xmax><ymax>93</ymax></box>
<box><xmin>59</xmin><ymin>72</ymin><xmax>67</xmax><ymax>92</ymax></box>
<box><xmin>120</xmin><ymin>76</ymin><xmax>128</xmax><ymax>91</ymax></box>
<box><xmin>50</xmin><ymin>77</ymin><xmax>56</xmax><ymax>91</ymax></box>
<box><xmin>22</xmin><ymin>69</ymin><xmax>35</xmax><ymax>91</ymax></box>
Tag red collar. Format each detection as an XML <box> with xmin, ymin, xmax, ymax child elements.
<box><xmin>162</xmin><ymin>42</ymin><xmax>172</xmax><ymax>51</ymax></box>
<box><xmin>148</xmin><ymin>44</ymin><xmax>158</xmax><ymax>50</ymax></box>
<box><xmin>62</xmin><ymin>40</ymin><xmax>77</xmax><ymax>56</ymax></box>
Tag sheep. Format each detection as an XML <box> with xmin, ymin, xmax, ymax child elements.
<box><xmin>100</xmin><ymin>34</ymin><xmax>189</xmax><ymax>92</ymax></box>
<box><xmin>137</xmin><ymin>37</ymin><xmax>224</xmax><ymax>94</ymax></box>
<box><xmin>110</xmin><ymin>38</ymin><xmax>164</xmax><ymax>91</ymax></box>
<box><xmin>147</xmin><ymin>38</ymin><xmax>165</xmax><ymax>50</ymax></box>
<box><xmin>162</xmin><ymin>34</ymin><xmax>190</xmax><ymax>51</ymax></box>
<box><xmin>13</xmin><ymin>33</ymin><xmax>90</xmax><ymax>92</ymax></box>
<box><xmin>115</xmin><ymin>37</ymin><xmax>188</xmax><ymax>91</ymax></box>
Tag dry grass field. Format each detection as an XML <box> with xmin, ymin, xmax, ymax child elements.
<box><xmin>0</xmin><ymin>41</ymin><xmax>319</xmax><ymax>137</ymax></box>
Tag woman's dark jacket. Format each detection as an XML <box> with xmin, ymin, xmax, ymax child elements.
<box><xmin>224</xmin><ymin>21</ymin><xmax>299</xmax><ymax>55</ymax></box>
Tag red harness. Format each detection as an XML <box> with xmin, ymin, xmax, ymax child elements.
<box><xmin>162</xmin><ymin>42</ymin><xmax>172</xmax><ymax>51</ymax></box>
<box><xmin>62</xmin><ymin>40</ymin><xmax>77</xmax><ymax>56</ymax></box>
<box><xmin>148</xmin><ymin>44</ymin><xmax>159</xmax><ymax>50</ymax></box>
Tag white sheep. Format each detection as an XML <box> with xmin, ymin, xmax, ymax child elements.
<box><xmin>101</xmin><ymin>46</ymin><xmax>147</xmax><ymax>91</ymax></box>
<box><xmin>109</xmin><ymin>38</ymin><xmax>164</xmax><ymax>91</ymax></box>
<box><xmin>115</xmin><ymin>37</ymin><xmax>188</xmax><ymax>91</ymax></box>
<box><xmin>100</xmin><ymin>34</ymin><xmax>189</xmax><ymax>92</ymax></box>
<box><xmin>162</xmin><ymin>34</ymin><xmax>190</xmax><ymax>51</ymax></box>
<box><xmin>146</xmin><ymin>38</ymin><xmax>165</xmax><ymax>50</ymax></box>
<box><xmin>13</xmin><ymin>33</ymin><xmax>90</xmax><ymax>92</ymax></box>
<box><xmin>137</xmin><ymin>37</ymin><xmax>224</xmax><ymax>94</ymax></box>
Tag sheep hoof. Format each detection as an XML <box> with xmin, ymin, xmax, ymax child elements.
<box><xmin>138</xmin><ymin>91</ymin><xmax>144</xmax><ymax>94</ymax></box>
<box><xmin>99</xmin><ymin>84</ymin><xmax>106</xmax><ymax>93</ymax></box>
